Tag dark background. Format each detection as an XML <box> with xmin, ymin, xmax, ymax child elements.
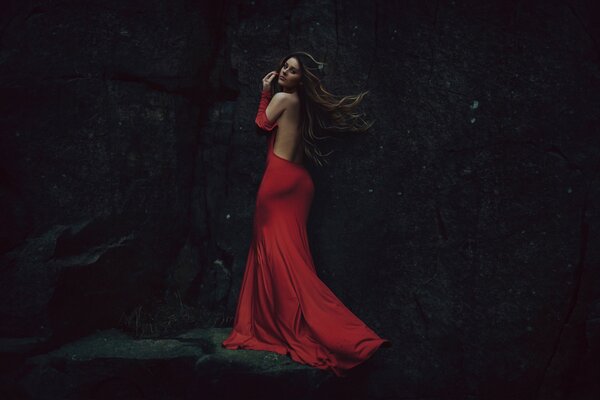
<box><xmin>1</xmin><ymin>0</ymin><xmax>599</xmax><ymax>399</ymax></box>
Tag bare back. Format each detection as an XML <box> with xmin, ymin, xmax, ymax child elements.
<box><xmin>273</xmin><ymin>93</ymin><xmax>303</xmax><ymax>164</ymax></box>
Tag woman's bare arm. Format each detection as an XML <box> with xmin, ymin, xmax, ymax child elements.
<box><xmin>265</xmin><ymin>93</ymin><xmax>291</xmax><ymax>123</ymax></box>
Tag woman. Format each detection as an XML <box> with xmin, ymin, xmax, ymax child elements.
<box><xmin>221</xmin><ymin>52</ymin><xmax>391</xmax><ymax>377</ymax></box>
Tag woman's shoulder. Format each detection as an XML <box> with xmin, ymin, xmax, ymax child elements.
<box><xmin>273</xmin><ymin>92</ymin><xmax>299</xmax><ymax>103</ymax></box>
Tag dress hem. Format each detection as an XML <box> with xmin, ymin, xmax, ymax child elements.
<box><xmin>222</xmin><ymin>330</ymin><xmax>392</xmax><ymax>378</ymax></box>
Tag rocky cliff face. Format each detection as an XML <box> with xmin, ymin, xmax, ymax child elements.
<box><xmin>1</xmin><ymin>0</ymin><xmax>599</xmax><ymax>399</ymax></box>
<box><xmin>0</xmin><ymin>0</ymin><xmax>231</xmax><ymax>342</ymax></box>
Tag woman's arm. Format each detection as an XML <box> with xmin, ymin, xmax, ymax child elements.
<box><xmin>255</xmin><ymin>91</ymin><xmax>289</xmax><ymax>131</ymax></box>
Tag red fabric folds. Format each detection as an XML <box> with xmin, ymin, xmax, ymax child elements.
<box><xmin>222</xmin><ymin>93</ymin><xmax>391</xmax><ymax>377</ymax></box>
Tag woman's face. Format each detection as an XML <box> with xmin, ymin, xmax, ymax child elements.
<box><xmin>278</xmin><ymin>57</ymin><xmax>302</xmax><ymax>90</ymax></box>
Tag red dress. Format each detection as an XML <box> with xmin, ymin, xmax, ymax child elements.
<box><xmin>221</xmin><ymin>90</ymin><xmax>391</xmax><ymax>377</ymax></box>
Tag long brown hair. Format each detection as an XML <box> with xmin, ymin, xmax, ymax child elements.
<box><xmin>270</xmin><ymin>51</ymin><xmax>374</xmax><ymax>167</ymax></box>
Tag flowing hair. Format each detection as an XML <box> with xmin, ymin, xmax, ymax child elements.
<box><xmin>270</xmin><ymin>51</ymin><xmax>375</xmax><ymax>167</ymax></box>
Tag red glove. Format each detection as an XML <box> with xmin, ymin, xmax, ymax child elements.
<box><xmin>255</xmin><ymin>89</ymin><xmax>278</xmax><ymax>131</ymax></box>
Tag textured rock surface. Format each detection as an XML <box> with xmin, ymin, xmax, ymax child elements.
<box><xmin>0</xmin><ymin>0</ymin><xmax>227</xmax><ymax>342</ymax></box>
<box><xmin>0</xmin><ymin>0</ymin><xmax>599</xmax><ymax>399</ymax></box>
<box><xmin>5</xmin><ymin>328</ymin><xmax>386</xmax><ymax>399</ymax></box>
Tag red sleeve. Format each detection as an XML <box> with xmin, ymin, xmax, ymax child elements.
<box><xmin>255</xmin><ymin>89</ymin><xmax>278</xmax><ymax>131</ymax></box>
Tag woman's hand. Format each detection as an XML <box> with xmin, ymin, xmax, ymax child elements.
<box><xmin>262</xmin><ymin>71</ymin><xmax>278</xmax><ymax>91</ymax></box>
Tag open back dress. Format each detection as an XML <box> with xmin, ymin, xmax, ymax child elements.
<box><xmin>221</xmin><ymin>92</ymin><xmax>391</xmax><ymax>377</ymax></box>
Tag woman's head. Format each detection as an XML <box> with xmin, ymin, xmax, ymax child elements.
<box><xmin>277</xmin><ymin>57</ymin><xmax>302</xmax><ymax>92</ymax></box>
<box><xmin>272</xmin><ymin>51</ymin><xmax>374</xmax><ymax>166</ymax></box>
<box><xmin>275</xmin><ymin>52</ymin><xmax>325</xmax><ymax>94</ymax></box>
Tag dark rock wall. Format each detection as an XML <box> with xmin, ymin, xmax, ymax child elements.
<box><xmin>0</xmin><ymin>0</ymin><xmax>230</xmax><ymax>341</ymax></box>
<box><xmin>1</xmin><ymin>0</ymin><xmax>599</xmax><ymax>398</ymax></box>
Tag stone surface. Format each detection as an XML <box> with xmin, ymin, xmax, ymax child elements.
<box><xmin>5</xmin><ymin>328</ymin><xmax>387</xmax><ymax>400</ymax></box>
<box><xmin>0</xmin><ymin>0</ymin><xmax>226</xmax><ymax>343</ymax></box>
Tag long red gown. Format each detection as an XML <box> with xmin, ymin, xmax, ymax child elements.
<box><xmin>221</xmin><ymin>91</ymin><xmax>391</xmax><ymax>377</ymax></box>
